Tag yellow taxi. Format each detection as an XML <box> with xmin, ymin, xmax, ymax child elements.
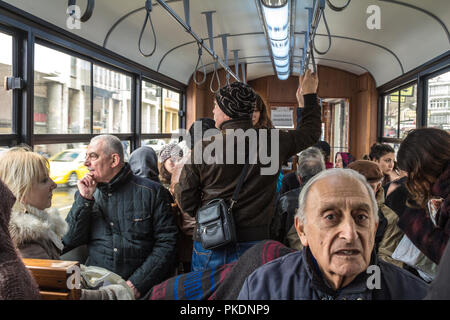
<box><xmin>49</xmin><ymin>148</ymin><xmax>89</xmax><ymax>187</ymax></box>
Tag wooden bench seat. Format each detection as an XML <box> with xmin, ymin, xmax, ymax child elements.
<box><xmin>22</xmin><ymin>258</ymin><xmax>82</xmax><ymax>300</ymax></box>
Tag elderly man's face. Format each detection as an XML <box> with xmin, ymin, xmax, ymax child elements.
<box><xmin>84</xmin><ymin>139</ymin><xmax>118</xmax><ymax>183</ymax></box>
<box><xmin>295</xmin><ymin>175</ymin><xmax>378</xmax><ymax>290</ymax></box>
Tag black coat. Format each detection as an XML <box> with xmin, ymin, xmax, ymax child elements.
<box><xmin>62</xmin><ymin>164</ymin><xmax>178</xmax><ymax>295</ymax></box>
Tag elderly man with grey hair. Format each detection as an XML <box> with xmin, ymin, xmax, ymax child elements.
<box><xmin>239</xmin><ymin>169</ymin><xmax>427</xmax><ymax>300</ymax></box>
<box><xmin>63</xmin><ymin>134</ymin><xmax>177</xmax><ymax>299</ymax></box>
<box><xmin>273</xmin><ymin>147</ymin><xmax>325</xmax><ymax>247</ymax></box>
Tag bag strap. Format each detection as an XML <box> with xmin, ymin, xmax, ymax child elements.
<box><xmin>229</xmin><ymin>162</ymin><xmax>251</xmax><ymax>212</ymax></box>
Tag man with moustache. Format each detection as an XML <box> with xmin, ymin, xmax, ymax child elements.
<box><xmin>238</xmin><ymin>169</ymin><xmax>427</xmax><ymax>300</ymax></box>
<box><xmin>62</xmin><ymin>134</ymin><xmax>177</xmax><ymax>299</ymax></box>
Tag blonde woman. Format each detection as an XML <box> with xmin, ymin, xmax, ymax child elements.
<box><xmin>0</xmin><ymin>146</ymin><xmax>67</xmax><ymax>260</ymax></box>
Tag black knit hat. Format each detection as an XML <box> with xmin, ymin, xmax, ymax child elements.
<box><xmin>215</xmin><ymin>82</ymin><xmax>257</xmax><ymax>118</ymax></box>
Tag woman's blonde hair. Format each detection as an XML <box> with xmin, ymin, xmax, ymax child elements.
<box><xmin>0</xmin><ymin>146</ymin><xmax>49</xmax><ymax>211</ymax></box>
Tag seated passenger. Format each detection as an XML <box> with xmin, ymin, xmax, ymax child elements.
<box><xmin>347</xmin><ymin>160</ymin><xmax>404</xmax><ymax>267</ymax></box>
<box><xmin>129</xmin><ymin>146</ymin><xmax>160</xmax><ymax>183</ymax></box>
<box><xmin>395</xmin><ymin>128</ymin><xmax>450</xmax><ymax>264</ymax></box>
<box><xmin>273</xmin><ymin>146</ymin><xmax>325</xmax><ymax>248</ymax></box>
<box><xmin>147</xmin><ymin>240</ymin><xmax>294</xmax><ymax>300</ymax></box>
<box><xmin>62</xmin><ymin>134</ymin><xmax>178</xmax><ymax>299</ymax></box>
<box><xmin>369</xmin><ymin>143</ymin><xmax>398</xmax><ymax>186</ymax></box>
<box><xmin>238</xmin><ymin>169</ymin><xmax>427</xmax><ymax>300</ymax></box>
<box><xmin>313</xmin><ymin>140</ymin><xmax>333</xmax><ymax>169</ymax></box>
<box><xmin>158</xmin><ymin>143</ymin><xmax>183</xmax><ymax>189</ymax></box>
<box><xmin>0</xmin><ymin>179</ymin><xmax>41</xmax><ymax>300</ymax></box>
<box><xmin>0</xmin><ymin>147</ymin><xmax>66</xmax><ymax>260</ymax></box>
<box><xmin>335</xmin><ymin>152</ymin><xmax>354</xmax><ymax>168</ymax></box>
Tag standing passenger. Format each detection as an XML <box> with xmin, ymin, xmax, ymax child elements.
<box><xmin>62</xmin><ymin>134</ymin><xmax>178</xmax><ymax>298</ymax></box>
<box><xmin>174</xmin><ymin>70</ymin><xmax>321</xmax><ymax>271</ymax></box>
<box><xmin>395</xmin><ymin>128</ymin><xmax>450</xmax><ymax>264</ymax></box>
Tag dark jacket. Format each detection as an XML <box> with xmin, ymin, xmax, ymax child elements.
<box><xmin>425</xmin><ymin>242</ymin><xmax>450</xmax><ymax>299</ymax></box>
<box><xmin>62</xmin><ymin>163</ymin><xmax>178</xmax><ymax>295</ymax></box>
<box><xmin>174</xmin><ymin>94</ymin><xmax>321</xmax><ymax>242</ymax></box>
<box><xmin>396</xmin><ymin>162</ymin><xmax>450</xmax><ymax>264</ymax></box>
<box><xmin>0</xmin><ymin>180</ymin><xmax>41</xmax><ymax>300</ymax></box>
<box><xmin>238</xmin><ymin>248</ymin><xmax>428</xmax><ymax>300</ymax></box>
<box><xmin>273</xmin><ymin>186</ymin><xmax>303</xmax><ymax>245</ymax></box>
<box><xmin>279</xmin><ymin>172</ymin><xmax>300</xmax><ymax>195</ymax></box>
<box><xmin>129</xmin><ymin>146</ymin><xmax>160</xmax><ymax>183</ymax></box>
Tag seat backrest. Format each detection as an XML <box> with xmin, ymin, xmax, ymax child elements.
<box><xmin>22</xmin><ymin>258</ymin><xmax>81</xmax><ymax>300</ymax></box>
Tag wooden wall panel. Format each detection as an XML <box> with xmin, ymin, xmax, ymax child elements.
<box><xmin>186</xmin><ymin>64</ymin><xmax>378</xmax><ymax>160</ymax></box>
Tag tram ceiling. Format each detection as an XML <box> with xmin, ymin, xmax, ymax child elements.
<box><xmin>3</xmin><ymin>0</ymin><xmax>450</xmax><ymax>87</ymax></box>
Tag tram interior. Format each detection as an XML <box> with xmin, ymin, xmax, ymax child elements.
<box><xmin>0</xmin><ymin>0</ymin><xmax>449</xmax><ymax>301</ymax></box>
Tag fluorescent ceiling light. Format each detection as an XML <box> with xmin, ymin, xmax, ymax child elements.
<box><xmin>261</xmin><ymin>0</ymin><xmax>291</xmax><ymax>80</ymax></box>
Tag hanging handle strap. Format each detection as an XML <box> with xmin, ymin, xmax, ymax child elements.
<box><xmin>193</xmin><ymin>42</ymin><xmax>207</xmax><ymax>85</ymax></box>
<box><xmin>209</xmin><ymin>60</ymin><xmax>221</xmax><ymax>93</ymax></box>
<box><xmin>138</xmin><ymin>0</ymin><xmax>157</xmax><ymax>57</ymax></box>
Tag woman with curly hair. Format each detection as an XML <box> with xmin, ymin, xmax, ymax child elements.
<box><xmin>396</xmin><ymin>127</ymin><xmax>450</xmax><ymax>264</ymax></box>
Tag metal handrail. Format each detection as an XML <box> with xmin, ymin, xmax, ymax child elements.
<box><xmin>155</xmin><ymin>0</ymin><xmax>241</xmax><ymax>82</ymax></box>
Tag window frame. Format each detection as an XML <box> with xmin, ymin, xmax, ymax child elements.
<box><xmin>378</xmin><ymin>52</ymin><xmax>450</xmax><ymax>144</ymax></box>
<box><xmin>0</xmin><ymin>3</ymin><xmax>186</xmax><ymax>153</ymax></box>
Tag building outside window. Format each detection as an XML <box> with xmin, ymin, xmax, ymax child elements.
<box><xmin>427</xmin><ymin>70</ymin><xmax>450</xmax><ymax>132</ymax></box>
<box><xmin>0</xmin><ymin>32</ymin><xmax>13</xmax><ymax>134</ymax></box>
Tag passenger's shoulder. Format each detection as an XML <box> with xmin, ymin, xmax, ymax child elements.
<box><xmin>379</xmin><ymin>260</ymin><xmax>428</xmax><ymax>298</ymax></box>
<box><xmin>248</xmin><ymin>251</ymin><xmax>303</xmax><ymax>280</ymax></box>
<box><xmin>129</xmin><ymin>175</ymin><xmax>163</xmax><ymax>192</ymax></box>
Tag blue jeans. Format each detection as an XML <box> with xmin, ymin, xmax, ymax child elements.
<box><xmin>191</xmin><ymin>240</ymin><xmax>260</xmax><ymax>272</ymax></box>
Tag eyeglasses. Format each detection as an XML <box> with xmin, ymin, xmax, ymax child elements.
<box><xmin>85</xmin><ymin>152</ymin><xmax>99</xmax><ymax>161</ymax></box>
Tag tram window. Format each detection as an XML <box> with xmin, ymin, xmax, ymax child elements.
<box><xmin>399</xmin><ymin>84</ymin><xmax>417</xmax><ymax>138</ymax></box>
<box><xmin>93</xmin><ymin>65</ymin><xmax>132</xmax><ymax>134</ymax></box>
<box><xmin>162</xmin><ymin>88</ymin><xmax>180</xmax><ymax>134</ymax></box>
<box><xmin>142</xmin><ymin>81</ymin><xmax>162</xmax><ymax>133</ymax></box>
<box><xmin>383</xmin><ymin>84</ymin><xmax>417</xmax><ymax>139</ymax></box>
<box><xmin>427</xmin><ymin>70</ymin><xmax>450</xmax><ymax>132</ymax></box>
<box><xmin>34</xmin><ymin>44</ymin><xmax>91</xmax><ymax>134</ymax></box>
<box><xmin>0</xmin><ymin>32</ymin><xmax>13</xmax><ymax>134</ymax></box>
<box><xmin>142</xmin><ymin>138</ymin><xmax>178</xmax><ymax>155</ymax></box>
<box><xmin>383</xmin><ymin>91</ymin><xmax>399</xmax><ymax>138</ymax></box>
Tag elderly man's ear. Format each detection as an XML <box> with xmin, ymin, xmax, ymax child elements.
<box><xmin>111</xmin><ymin>153</ymin><xmax>121</xmax><ymax>168</ymax></box>
<box><xmin>294</xmin><ymin>216</ymin><xmax>309</xmax><ymax>247</ymax></box>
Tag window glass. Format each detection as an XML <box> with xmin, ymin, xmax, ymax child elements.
<box><xmin>142</xmin><ymin>138</ymin><xmax>179</xmax><ymax>156</ymax></box>
<box><xmin>0</xmin><ymin>32</ymin><xmax>13</xmax><ymax>134</ymax></box>
<box><xmin>93</xmin><ymin>65</ymin><xmax>132</xmax><ymax>133</ymax></box>
<box><xmin>331</xmin><ymin>100</ymin><xmax>349</xmax><ymax>164</ymax></box>
<box><xmin>162</xmin><ymin>88</ymin><xmax>180</xmax><ymax>134</ymax></box>
<box><xmin>399</xmin><ymin>84</ymin><xmax>417</xmax><ymax>139</ymax></box>
<box><xmin>383</xmin><ymin>91</ymin><xmax>399</xmax><ymax>138</ymax></box>
<box><xmin>34</xmin><ymin>44</ymin><xmax>91</xmax><ymax>134</ymax></box>
<box><xmin>427</xmin><ymin>70</ymin><xmax>450</xmax><ymax>132</ymax></box>
<box><xmin>142</xmin><ymin>81</ymin><xmax>162</xmax><ymax>133</ymax></box>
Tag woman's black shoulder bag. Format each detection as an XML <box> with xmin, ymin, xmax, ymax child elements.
<box><xmin>196</xmin><ymin>163</ymin><xmax>251</xmax><ymax>250</ymax></box>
